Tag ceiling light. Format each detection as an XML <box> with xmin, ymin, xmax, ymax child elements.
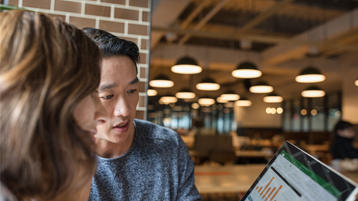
<box><xmin>159</xmin><ymin>95</ymin><xmax>177</xmax><ymax>104</ymax></box>
<box><xmin>171</xmin><ymin>57</ymin><xmax>202</xmax><ymax>74</ymax></box>
<box><xmin>147</xmin><ymin>88</ymin><xmax>157</xmax><ymax>96</ymax></box>
<box><xmin>196</xmin><ymin>78</ymin><xmax>220</xmax><ymax>91</ymax></box>
<box><xmin>220</xmin><ymin>90</ymin><xmax>240</xmax><ymax>101</ymax></box>
<box><xmin>149</xmin><ymin>74</ymin><xmax>174</xmax><ymax>88</ymax></box>
<box><xmin>192</xmin><ymin>103</ymin><xmax>200</xmax><ymax>109</ymax></box>
<box><xmin>235</xmin><ymin>97</ymin><xmax>252</xmax><ymax>107</ymax></box>
<box><xmin>277</xmin><ymin>107</ymin><xmax>283</xmax><ymax>114</ymax></box>
<box><xmin>217</xmin><ymin>97</ymin><xmax>229</xmax><ymax>103</ymax></box>
<box><xmin>295</xmin><ymin>67</ymin><xmax>325</xmax><ymax>83</ymax></box>
<box><xmin>355</xmin><ymin>78</ymin><xmax>358</xmax><ymax>86</ymax></box>
<box><xmin>301</xmin><ymin>86</ymin><xmax>325</xmax><ymax>98</ymax></box>
<box><xmin>175</xmin><ymin>88</ymin><xmax>196</xmax><ymax>99</ymax></box>
<box><xmin>198</xmin><ymin>97</ymin><xmax>215</xmax><ymax>106</ymax></box>
<box><xmin>263</xmin><ymin>93</ymin><xmax>283</xmax><ymax>103</ymax></box>
<box><xmin>232</xmin><ymin>62</ymin><xmax>262</xmax><ymax>79</ymax></box>
<box><xmin>250</xmin><ymin>81</ymin><xmax>273</xmax><ymax>93</ymax></box>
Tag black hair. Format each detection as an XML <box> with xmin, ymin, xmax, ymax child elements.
<box><xmin>82</xmin><ymin>27</ymin><xmax>139</xmax><ymax>73</ymax></box>
<box><xmin>333</xmin><ymin>120</ymin><xmax>353</xmax><ymax>137</ymax></box>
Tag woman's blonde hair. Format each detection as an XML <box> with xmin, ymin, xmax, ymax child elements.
<box><xmin>0</xmin><ymin>10</ymin><xmax>101</xmax><ymax>200</ymax></box>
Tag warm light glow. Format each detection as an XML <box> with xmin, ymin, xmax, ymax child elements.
<box><xmin>198</xmin><ymin>98</ymin><xmax>215</xmax><ymax>106</ymax></box>
<box><xmin>192</xmin><ymin>103</ymin><xmax>200</xmax><ymax>109</ymax></box>
<box><xmin>159</xmin><ymin>96</ymin><xmax>177</xmax><ymax>104</ymax></box>
<box><xmin>232</xmin><ymin>69</ymin><xmax>262</xmax><ymax>78</ymax></box>
<box><xmin>235</xmin><ymin>100</ymin><xmax>252</xmax><ymax>107</ymax></box>
<box><xmin>311</xmin><ymin>109</ymin><xmax>317</xmax><ymax>116</ymax></box>
<box><xmin>217</xmin><ymin>97</ymin><xmax>229</xmax><ymax>103</ymax></box>
<box><xmin>335</xmin><ymin>111</ymin><xmax>341</xmax><ymax>117</ymax></box>
<box><xmin>301</xmin><ymin>109</ymin><xmax>307</xmax><ymax>115</ymax></box>
<box><xmin>196</xmin><ymin>83</ymin><xmax>220</xmax><ymax>91</ymax></box>
<box><xmin>147</xmin><ymin>89</ymin><xmax>157</xmax><ymax>96</ymax></box>
<box><xmin>263</xmin><ymin>96</ymin><xmax>283</xmax><ymax>103</ymax></box>
<box><xmin>221</xmin><ymin>94</ymin><xmax>240</xmax><ymax>101</ymax></box>
<box><xmin>266</xmin><ymin>107</ymin><xmax>271</xmax><ymax>114</ymax></box>
<box><xmin>250</xmin><ymin>86</ymin><xmax>273</xmax><ymax>93</ymax></box>
<box><xmin>271</xmin><ymin>108</ymin><xmax>276</xmax><ymax>114</ymax></box>
<box><xmin>149</xmin><ymin>80</ymin><xmax>174</xmax><ymax>88</ymax></box>
<box><xmin>301</xmin><ymin>90</ymin><xmax>325</xmax><ymax>98</ymax></box>
<box><xmin>355</xmin><ymin>80</ymin><xmax>358</xmax><ymax>86</ymax></box>
<box><xmin>171</xmin><ymin>65</ymin><xmax>202</xmax><ymax>74</ymax></box>
<box><xmin>175</xmin><ymin>92</ymin><xmax>196</xmax><ymax>99</ymax></box>
<box><xmin>295</xmin><ymin>74</ymin><xmax>325</xmax><ymax>83</ymax></box>
<box><xmin>277</xmin><ymin>107</ymin><xmax>283</xmax><ymax>114</ymax></box>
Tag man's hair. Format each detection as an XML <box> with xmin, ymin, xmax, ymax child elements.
<box><xmin>0</xmin><ymin>10</ymin><xmax>100</xmax><ymax>200</ymax></box>
<box><xmin>82</xmin><ymin>27</ymin><xmax>139</xmax><ymax>73</ymax></box>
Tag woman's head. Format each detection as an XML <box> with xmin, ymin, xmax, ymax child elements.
<box><xmin>0</xmin><ymin>10</ymin><xmax>107</xmax><ymax>199</ymax></box>
<box><xmin>333</xmin><ymin>120</ymin><xmax>355</xmax><ymax>139</ymax></box>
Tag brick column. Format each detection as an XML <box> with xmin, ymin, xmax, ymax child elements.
<box><xmin>8</xmin><ymin>0</ymin><xmax>151</xmax><ymax>120</ymax></box>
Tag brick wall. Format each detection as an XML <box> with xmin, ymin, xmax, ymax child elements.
<box><xmin>7</xmin><ymin>0</ymin><xmax>151</xmax><ymax>120</ymax></box>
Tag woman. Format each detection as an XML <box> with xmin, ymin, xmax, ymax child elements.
<box><xmin>0</xmin><ymin>10</ymin><xmax>108</xmax><ymax>200</ymax></box>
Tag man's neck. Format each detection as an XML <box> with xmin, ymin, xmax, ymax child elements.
<box><xmin>94</xmin><ymin>128</ymin><xmax>135</xmax><ymax>158</ymax></box>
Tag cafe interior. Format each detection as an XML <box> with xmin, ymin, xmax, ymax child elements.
<box><xmin>148</xmin><ymin>0</ymin><xmax>358</xmax><ymax>200</ymax></box>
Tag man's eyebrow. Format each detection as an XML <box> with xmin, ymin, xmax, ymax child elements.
<box><xmin>99</xmin><ymin>83</ymin><xmax>118</xmax><ymax>91</ymax></box>
<box><xmin>130</xmin><ymin>77</ymin><xmax>139</xmax><ymax>85</ymax></box>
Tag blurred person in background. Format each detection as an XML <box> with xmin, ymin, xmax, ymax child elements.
<box><xmin>330</xmin><ymin>120</ymin><xmax>358</xmax><ymax>172</ymax></box>
<box><xmin>0</xmin><ymin>10</ymin><xmax>108</xmax><ymax>200</ymax></box>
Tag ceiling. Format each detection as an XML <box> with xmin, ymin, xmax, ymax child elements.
<box><xmin>149</xmin><ymin>0</ymin><xmax>358</xmax><ymax>103</ymax></box>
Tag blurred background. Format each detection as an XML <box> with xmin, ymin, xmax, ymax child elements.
<box><xmin>2</xmin><ymin>0</ymin><xmax>357</xmax><ymax>200</ymax></box>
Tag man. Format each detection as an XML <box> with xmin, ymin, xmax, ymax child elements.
<box><xmin>83</xmin><ymin>28</ymin><xmax>201</xmax><ymax>201</ymax></box>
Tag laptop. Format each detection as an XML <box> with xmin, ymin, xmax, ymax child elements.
<box><xmin>241</xmin><ymin>141</ymin><xmax>358</xmax><ymax>201</ymax></box>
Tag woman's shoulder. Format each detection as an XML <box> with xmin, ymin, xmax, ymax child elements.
<box><xmin>0</xmin><ymin>182</ymin><xmax>17</xmax><ymax>201</ymax></box>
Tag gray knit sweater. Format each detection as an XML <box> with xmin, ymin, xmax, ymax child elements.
<box><xmin>88</xmin><ymin>119</ymin><xmax>201</xmax><ymax>201</ymax></box>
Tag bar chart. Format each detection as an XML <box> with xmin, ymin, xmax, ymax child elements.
<box><xmin>254</xmin><ymin>177</ymin><xmax>282</xmax><ymax>201</ymax></box>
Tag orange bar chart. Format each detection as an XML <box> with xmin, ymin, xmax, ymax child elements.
<box><xmin>265</xmin><ymin>187</ymin><xmax>276</xmax><ymax>201</ymax></box>
<box><xmin>270</xmin><ymin>185</ymin><xmax>282</xmax><ymax>201</ymax></box>
<box><xmin>260</xmin><ymin>177</ymin><xmax>275</xmax><ymax>196</ymax></box>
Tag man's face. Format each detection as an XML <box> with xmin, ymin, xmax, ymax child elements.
<box><xmin>96</xmin><ymin>55</ymin><xmax>139</xmax><ymax>144</ymax></box>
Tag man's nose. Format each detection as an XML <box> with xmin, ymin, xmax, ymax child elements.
<box><xmin>114</xmin><ymin>97</ymin><xmax>131</xmax><ymax>117</ymax></box>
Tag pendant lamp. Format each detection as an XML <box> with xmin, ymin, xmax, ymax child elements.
<box><xmin>159</xmin><ymin>94</ymin><xmax>177</xmax><ymax>104</ymax></box>
<box><xmin>149</xmin><ymin>74</ymin><xmax>174</xmax><ymax>88</ymax></box>
<box><xmin>175</xmin><ymin>88</ymin><xmax>196</xmax><ymax>99</ymax></box>
<box><xmin>217</xmin><ymin>97</ymin><xmax>228</xmax><ymax>103</ymax></box>
<box><xmin>220</xmin><ymin>90</ymin><xmax>240</xmax><ymax>101</ymax></box>
<box><xmin>301</xmin><ymin>86</ymin><xmax>325</xmax><ymax>98</ymax></box>
<box><xmin>147</xmin><ymin>88</ymin><xmax>157</xmax><ymax>96</ymax></box>
<box><xmin>198</xmin><ymin>97</ymin><xmax>215</xmax><ymax>106</ymax></box>
<box><xmin>192</xmin><ymin>103</ymin><xmax>200</xmax><ymax>109</ymax></box>
<box><xmin>263</xmin><ymin>93</ymin><xmax>283</xmax><ymax>103</ymax></box>
<box><xmin>250</xmin><ymin>81</ymin><xmax>273</xmax><ymax>93</ymax></box>
<box><xmin>196</xmin><ymin>78</ymin><xmax>220</xmax><ymax>91</ymax></box>
<box><xmin>171</xmin><ymin>57</ymin><xmax>202</xmax><ymax>74</ymax></box>
<box><xmin>235</xmin><ymin>97</ymin><xmax>252</xmax><ymax>107</ymax></box>
<box><xmin>295</xmin><ymin>67</ymin><xmax>325</xmax><ymax>83</ymax></box>
<box><xmin>232</xmin><ymin>62</ymin><xmax>262</xmax><ymax>79</ymax></box>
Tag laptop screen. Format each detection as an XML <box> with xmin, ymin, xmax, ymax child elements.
<box><xmin>241</xmin><ymin>141</ymin><xmax>358</xmax><ymax>201</ymax></box>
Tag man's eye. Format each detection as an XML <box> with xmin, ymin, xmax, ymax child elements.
<box><xmin>101</xmin><ymin>95</ymin><xmax>114</xmax><ymax>100</ymax></box>
<box><xmin>128</xmin><ymin>89</ymin><xmax>137</xmax><ymax>94</ymax></box>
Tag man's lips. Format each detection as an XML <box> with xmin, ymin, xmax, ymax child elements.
<box><xmin>112</xmin><ymin>121</ymin><xmax>129</xmax><ymax>133</ymax></box>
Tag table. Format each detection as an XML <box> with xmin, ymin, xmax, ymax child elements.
<box><xmin>194</xmin><ymin>165</ymin><xmax>358</xmax><ymax>194</ymax></box>
<box><xmin>194</xmin><ymin>164</ymin><xmax>265</xmax><ymax>193</ymax></box>
<box><xmin>235</xmin><ymin>150</ymin><xmax>273</xmax><ymax>158</ymax></box>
